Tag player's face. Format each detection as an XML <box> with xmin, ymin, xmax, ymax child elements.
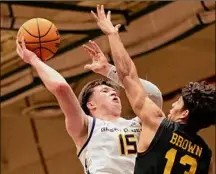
<box><xmin>90</xmin><ymin>85</ymin><xmax>122</xmax><ymax>114</ymax></box>
<box><xmin>168</xmin><ymin>97</ymin><xmax>188</xmax><ymax>122</ymax></box>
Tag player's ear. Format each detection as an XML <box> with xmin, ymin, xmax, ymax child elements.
<box><xmin>87</xmin><ymin>101</ymin><xmax>96</xmax><ymax>110</ymax></box>
<box><xmin>180</xmin><ymin>109</ymin><xmax>189</xmax><ymax>119</ymax></box>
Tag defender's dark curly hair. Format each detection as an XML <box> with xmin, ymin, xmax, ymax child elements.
<box><xmin>78</xmin><ymin>78</ymin><xmax>119</xmax><ymax>115</ymax></box>
<box><xmin>182</xmin><ymin>81</ymin><xmax>216</xmax><ymax>132</ymax></box>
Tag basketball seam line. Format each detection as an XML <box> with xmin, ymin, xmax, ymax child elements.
<box><xmin>22</xmin><ymin>22</ymin><xmax>53</xmax><ymax>38</ymax></box>
<box><xmin>36</xmin><ymin>18</ymin><xmax>42</xmax><ymax>58</ymax></box>
<box><xmin>22</xmin><ymin>26</ymin><xmax>40</xmax><ymax>38</ymax></box>
<box><xmin>40</xmin><ymin>23</ymin><xmax>53</xmax><ymax>38</ymax></box>
<box><xmin>32</xmin><ymin>47</ymin><xmax>56</xmax><ymax>54</ymax></box>
<box><xmin>18</xmin><ymin>38</ymin><xmax>60</xmax><ymax>44</ymax></box>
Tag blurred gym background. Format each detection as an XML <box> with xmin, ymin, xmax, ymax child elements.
<box><xmin>1</xmin><ymin>1</ymin><xmax>215</xmax><ymax>174</ymax></box>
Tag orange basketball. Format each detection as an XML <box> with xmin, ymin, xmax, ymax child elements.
<box><xmin>17</xmin><ymin>18</ymin><xmax>60</xmax><ymax>61</ymax></box>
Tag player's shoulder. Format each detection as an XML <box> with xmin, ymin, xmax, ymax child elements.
<box><xmin>159</xmin><ymin>117</ymin><xmax>181</xmax><ymax>131</ymax></box>
<box><xmin>104</xmin><ymin>116</ymin><xmax>141</xmax><ymax>127</ymax></box>
<box><xmin>123</xmin><ymin>116</ymin><xmax>142</xmax><ymax>127</ymax></box>
<box><xmin>130</xmin><ymin>116</ymin><xmax>142</xmax><ymax>125</ymax></box>
<box><xmin>194</xmin><ymin>133</ymin><xmax>211</xmax><ymax>151</ymax></box>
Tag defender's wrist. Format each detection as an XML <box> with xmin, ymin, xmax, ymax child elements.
<box><xmin>99</xmin><ymin>64</ymin><xmax>113</xmax><ymax>76</ymax></box>
<box><xmin>107</xmin><ymin>31</ymin><xmax>118</xmax><ymax>36</ymax></box>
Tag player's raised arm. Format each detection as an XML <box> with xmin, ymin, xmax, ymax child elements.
<box><xmin>16</xmin><ymin>38</ymin><xmax>88</xmax><ymax>149</ymax></box>
<box><xmin>91</xmin><ymin>5</ymin><xmax>164</xmax><ymax>123</ymax></box>
<box><xmin>83</xmin><ymin>41</ymin><xmax>163</xmax><ymax>109</ymax></box>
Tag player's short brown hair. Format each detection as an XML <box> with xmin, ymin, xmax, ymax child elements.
<box><xmin>78</xmin><ymin>78</ymin><xmax>119</xmax><ymax>115</ymax></box>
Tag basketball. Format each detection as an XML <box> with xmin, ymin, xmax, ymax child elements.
<box><xmin>17</xmin><ymin>18</ymin><xmax>60</xmax><ymax>61</ymax></box>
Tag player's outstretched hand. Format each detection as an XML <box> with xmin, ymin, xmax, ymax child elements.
<box><xmin>91</xmin><ymin>4</ymin><xmax>121</xmax><ymax>35</ymax></box>
<box><xmin>83</xmin><ymin>40</ymin><xmax>110</xmax><ymax>75</ymax></box>
<box><xmin>16</xmin><ymin>37</ymin><xmax>38</xmax><ymax>64</ymax></box>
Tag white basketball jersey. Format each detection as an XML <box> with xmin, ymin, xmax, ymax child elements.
<box><xmin>78</xmin><ymin>116</ymin><xmax>142</xmax><ymax>174</ymax></box>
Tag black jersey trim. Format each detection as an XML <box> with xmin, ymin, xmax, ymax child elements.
<box><xmin>78</xmin><ymin>117</ymin><xmax>96</xmax><ymax>157</ymax></box>
<box><xmin>137</xmin><ymin>118</ymin><xmax>168</xmax><ymax>157</ymax></box>
<box><xmin>85</xmin><ymin>158</ymin><xmax>91</xmax><ymax>174</ymax></box>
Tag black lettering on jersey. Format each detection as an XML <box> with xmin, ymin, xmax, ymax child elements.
<box><xmin>101</xmin><ymin>127</ymin><xmax>120</xmax><ymax>132</ymax></box>
<box><xmin>124</xmin><ymin>128</ymin><xmax>129</xmax><ymax>132</ymax></box>
<box><xmin>131</xmin><ymin>128</ymin><xmax>142</xmax><ymax>133</ymax></box>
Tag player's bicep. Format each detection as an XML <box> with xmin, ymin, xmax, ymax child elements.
<box><xmin>123</xmin><ymin>76</ymin><xmax>164</xmax><ymax>121</ymax></box>
<box><xmin>54</xmin><ymin>84</ymin><xmax>88</xmax><ymax>143</ymax></box>
<box><xmin>123</xmin><ymin>76</ymin><xmax>146</xmax><ymax>111</ymax></box>
<box><xmin>140</xmin><ymin>97</ymin><xmax>164</xmax><ymax>119</ymax></box>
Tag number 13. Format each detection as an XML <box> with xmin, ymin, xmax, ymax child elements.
<box><xmin>164</xmin><ymin>148</ymin><xmax>197</xmax><ymax>174</ymax></box>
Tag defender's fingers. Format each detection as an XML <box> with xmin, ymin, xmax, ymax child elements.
<box><xmin>91</xmin><ymin>10</ymin><xmax>99</xmax><ymax>21</ymax></box>
<box><xmin>89</xmin><ymin>40</ymin><xmax>101</xmax><ymax>53</ymax></box>
<box><xmin>83</xmin><ymin>44</ymin><xmax>95</xmax><ymax>54</ymax></box>
<box><xmin>97</xmin><ymin>4</ymin><xmax>101</xmax><ymax>18</ymax></box>
<box><xmin>100</xmin><ymin>5</ymin><xmax>106</xmax><ymax>18</ymax></box>
<box><xmin>84</xmin><ymin>64</ymin><xmax>94</xmax><ymax>70</ymax></box>
<box><xmin>107</xmin><ymin>11</ymin><xmax>111</xmax><ymax>21</ymax></box>
<box><xmin>115</xmin><ymin>24</ymin><xmax>121</xmax><ymax>32</ymax></box>
<box><xmin>83</xmin><ymin>45</ymin><xmax>97</xmax><ymax>59</ymax></box>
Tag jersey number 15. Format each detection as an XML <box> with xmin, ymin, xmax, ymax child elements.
<box><xmin>118</xmin><ymin>134</ymin><xmax>137</xmax><ymax>155</ymax></box>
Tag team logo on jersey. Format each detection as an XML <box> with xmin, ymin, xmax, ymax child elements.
<box><xmin>130</xmin><ymin>121</ymin><xmax>138</xmax><ymax>127</ymax></box>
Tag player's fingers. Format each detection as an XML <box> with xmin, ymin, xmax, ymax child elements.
<box><xmin>16</xmin><ymin>41</ymin><xmax>23</xmax><ymax>57</ymax></box>
<box><xmin>100</xmin><ymin>5</ymin><xmax>106</xmax><ymax>19</ymax></box>
<box><xmin>83</xmin><ymin>45</ymin><xmax>97</xmax><ymax>60</ymax></box>
<box><xmin>91</xmin><ymin>10</ymin><xmax>99</xmax><ymax>21</ymax></box>
<box><xmin>83</xmin><ymin>44</ymin><xmax>95</xmax><ymax>54</ymax></box>
<box><xmin>97</xmin><ymin>4</ymin><xmax>102</xmax><ymax>18</ymax></box>
<box><xmin>84</xmin><ymin>64</ymin><xmax>93</xmax><ymax>70</ymax></box>
<box><xmin>16</xmin><ymin>39</ymin><xmax>22</xmax><ymax>52</ymax></box>
<box><xmin>21</xmin><ymin>37</ymin><xmax>26</xmax><ymax>49</ymax></box>
<box><xmin>16</xmin><ymin>39</ymin><xmax>23</xmax><ymax>57</ymax></box>
<box><xmin>89</xmin><ymin>40</ymin><xmax>96</xmax><ymax>50</ymax></box>
<box><xmin>107</xmin><ymin>11</ymin><xmax>111</xmax><ymax>21</ymax></box>
<box><xmin>16</xmin><ymin>46</ymin><xmax>22</xmax><ymax>56</ymax></box>
<box><xmin>88</xmin><ymin>40</ymin><xmax>99</xmax><ymax>52</ymax></box>
<box><xmin>115</xmin><ymin>24</ymin><xmax>121</xmax><ymax>32</ymax></box>
<box><xmin>16</xmin><ymin>47</ymin><xmax>22</xmax><ymax>57</ymax></box>
<box><xmin>89</xmin><ymin>40</ymin><xmax>101</xmax><ymax>53</ymax></box>
<box><xmin>16</xmin><ymin>38</ymin><xmax>19</xmax><ymax>46</ymax></box>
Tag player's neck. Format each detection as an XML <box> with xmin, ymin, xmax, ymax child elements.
<box><xmin>91</xmin><ymin>110</ymin><xmax>121</xmax><ymax>121</ymax></box>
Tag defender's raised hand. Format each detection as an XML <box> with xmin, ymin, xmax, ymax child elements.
<box><xmin>83</xmin><ymin>40</ymin><xmax>111</xmax><ymax>75</ymax></box>
<box><xmin>91</xmin><ymin>5</ymin><xmax>121</xmax><ymax>35</ymax></box>
<box><xmin>16</xmin><ymin>37</ymin><xmax>38</xmax><ymax>64</ymax></box>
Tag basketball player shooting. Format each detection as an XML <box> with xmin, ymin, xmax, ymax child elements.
<box><xmin>89</xmin><ymin>5</ymin><xmax>215</xmax><ymax>174</ymax></box>
<box><xmin>16</xmin><ymin>25</ymin><xmax>162</xmax><ymax>174</ymax></box>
